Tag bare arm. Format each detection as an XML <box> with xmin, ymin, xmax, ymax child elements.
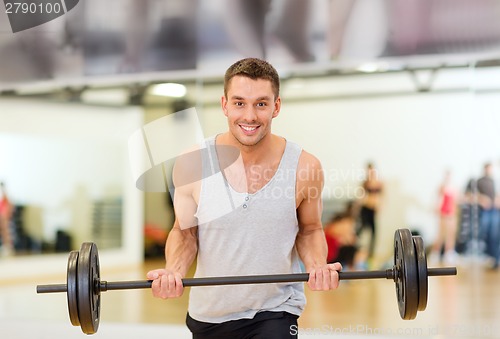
<box><xmin>478</xmin><ymin>193</ymin><xmax>494</xmax><ymax>209</ymax></box>
<box><xmin>165</xmin><ymin>147</ymin><xmax>204</xmax><ymax>274</ymax></box>
<box><xmin>148</xmin><ymin>221</ymin><xmax>197</xmax><ymax>299</ymax></box>
<box><xmin>164</xmin><ymin>219</ymin><xmax>198</xmax><ymax>277</ymax></box>
<box><xmin>295</xmin><ymin>151</ymin><xmax>341</xmax><ymax>290</ymax></box>
<box><xmin>147</xmin><ymin>156</ymin><xmax>200</xmax><ymax>298</ymax></box>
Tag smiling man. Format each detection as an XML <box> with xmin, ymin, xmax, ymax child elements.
<box><xmin>147</xmin><ymin>58</ymin><xmax>341</xmax><ymax>338</ymax></box>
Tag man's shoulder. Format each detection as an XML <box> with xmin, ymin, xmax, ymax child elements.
<box><xmin>296</xmin><ymin>149</ymin><xmax>323</xmax><ymax>186</ymax></box>
<box><xmin>297</xmin><ymin>149</ymin><xmax>322</xmax><ymax>168</ymax></box>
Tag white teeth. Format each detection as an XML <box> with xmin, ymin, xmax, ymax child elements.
<box><xmin>241</xmin><ymin>125</ymin><xmax>257</xmax><ymax>131</ymax></box>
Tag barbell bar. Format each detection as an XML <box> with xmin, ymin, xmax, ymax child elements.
<box><xmin>36</xmin><ymin>228</ymin><xmax>457</xmax><ymax>335</ymax></box>
<box><xmin>37</xmin><ymin>267</ymin><xmax>455</xmax><ymax>293</ymax></box>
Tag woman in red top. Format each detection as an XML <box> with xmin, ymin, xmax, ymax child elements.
<box><xmin>324</xmin><ymin>213</ymin><xmax>367</xmax><ymax>269</ymax></box>
<box><xmin>0</xmin><ymin>182</ymin><xmax>14</xmax><ymax>256</ymax></box>
<box><xmin>430</xmin><ymin>170</ymin><xmax>458</xmax><ymax>265</ymax></box>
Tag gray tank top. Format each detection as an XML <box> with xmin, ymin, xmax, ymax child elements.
<box><xmin>188</xmin><ymin>136</ymin><xmax>306</xmax><ymax>323</ymax></box>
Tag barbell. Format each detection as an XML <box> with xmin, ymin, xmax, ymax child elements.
<box><xmin>36</xmin><ymin>228</ymin><xmax>457</xmax><ymax>335</ymax></box>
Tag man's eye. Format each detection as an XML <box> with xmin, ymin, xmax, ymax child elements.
<box><xmin>257</xmin><ymin>102</ymin><xmax>267</xmax><ymax>107</ymax></box>
<box><xmin>235</xmin><ymin>102</ymin><xmax>243</xmax><ymax>106</ymax></box>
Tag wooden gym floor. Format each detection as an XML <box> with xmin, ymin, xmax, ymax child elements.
<box><xmin>1</xmin><ymin>256</ymin><xmax>499</xmax><ymax>338</ymax></box>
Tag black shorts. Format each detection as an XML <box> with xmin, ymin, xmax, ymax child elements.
<box><xmin>186</xmin><ymin>311</ymin><xmax>299</xmax><ymax>339</ymax></box>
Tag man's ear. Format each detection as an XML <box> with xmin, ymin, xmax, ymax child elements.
<box><xmin>221</xmin><ymin>95</ymin><xmax>229</xmax><ymax>117</ymax></box>
<box><xmin>272</xmin><ymin>96</ymin><xmax>281</xmax><ymax>118</ymax></box>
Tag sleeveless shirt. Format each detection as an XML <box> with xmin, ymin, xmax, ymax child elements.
<box><xmin>187</xmin><ymin>136</ymin><xmax>306</xmax><ymax>323</ymax></box>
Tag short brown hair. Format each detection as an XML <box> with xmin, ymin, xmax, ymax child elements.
<box><xmin>224</xmin><ymin>58</ymin><xmax>280</xmax><ymax>99</ymax></box>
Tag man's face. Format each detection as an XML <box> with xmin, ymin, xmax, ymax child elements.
<box><xmin>221</xmin><ymin>76</ymin><xmax>280</xmax><ymax>147</ymax></box>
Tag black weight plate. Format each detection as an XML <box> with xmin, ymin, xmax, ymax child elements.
<box><xmin>394</xmin><ymin>229</ymin><xmax>419</xmax><ymax>320</ymax></box>
<box><xmin>77</xmin><ymin>243</ymin><xmax>101</xmax><ymax>334</ymax></box>
<box><xmin>413</xmin><ymin>236</ymin><xmax>428</xmax><ymax>311</ymax></box>
<box><xmin>67</xmin><ymin>251</ymin><xmax>80</xmax><ymax>326</ymax></box>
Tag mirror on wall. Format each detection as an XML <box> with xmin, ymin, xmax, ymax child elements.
<box><xmin>0</xmin><ymin>99</ymin><xmax>142</xmax><ymax>256</ymax></box>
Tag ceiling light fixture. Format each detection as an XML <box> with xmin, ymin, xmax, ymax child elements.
<box><xmin>150</xmin><ymin>83</ymin><xmax>187</xmax><ymax>97</ymax></box>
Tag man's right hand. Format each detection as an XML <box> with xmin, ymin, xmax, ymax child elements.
<box><xmin>146</xmin><ymin>269</ymin><xmax>184</xmax><ymax>299</ymax></box>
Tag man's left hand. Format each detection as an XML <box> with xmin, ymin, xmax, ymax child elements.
<box><xmin>307</xmin><ymin>263</ymin><xmax>342</xmax><ymax>291</ymax></box>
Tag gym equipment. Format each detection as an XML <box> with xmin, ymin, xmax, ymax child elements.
<box><xmin>36</xmin><ymin>228</ymin><xmax>456</xmax><ymax>335</ymax></box>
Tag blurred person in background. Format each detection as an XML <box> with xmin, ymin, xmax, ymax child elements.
<box><xmin>429</xmin><ymin>170</ymin><xmax>459</xmax><ymax>265</ymax></box>
<box><xmin>476</xmin><ymin>163</ymin><xmax>498</xmax><ymax>268</ymax></box>
<box><xmin>465</xmin><ymin>163</ymin><xmax>499</xmax><ymax>268</ymax></box>
<box><xmin>358</xmin><ymin>162</ymin><xmax>383</xmax><ymax>261</ymax></box>
<box><xmin>492</xmin><ymin>159</ymin><xmax>500</xmax><ymax>269</ymax></box>
<box><xmin>0</xmin><ymin>182</ymin><xmax>14</xmax><ymax>256</ymax></box>
<box><xmin>223</xmin><ymin>0</ymin><xmax>315</xmax><ymax>62</ymax></box>
<box><xmin>324</xmin><ymin>211</ymin><xmax>367</xmax><ymax>270</ymax></box>
<box><xmin>328</xmin><ymin>0</ymin><xmax>500</xmax><ymax>59</ymax></box>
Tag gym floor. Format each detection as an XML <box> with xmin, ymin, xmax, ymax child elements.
<box><xmin>1</xmin><ymin>257</ymin><xmax>498</xmax><ymax>339</ymax></box>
